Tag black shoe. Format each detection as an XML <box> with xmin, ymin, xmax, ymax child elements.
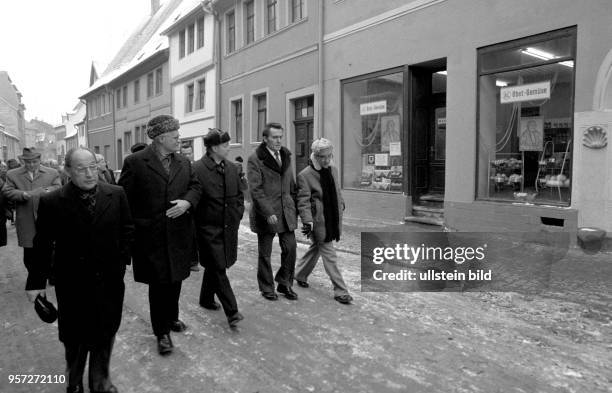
<box><xmin>91</xmin><ymin>385</ymin><xmax>118</xmax><ymax>393</ymax></box>
<box><xmin>190</xmin><ymin>265</ymin><xmax>201</xmax><ymax>272</ymax></box>
<box><xmin>157</xmin><ymin>334</ymin><xmax>173</xmax><ymax>355</ymax></box>
<box><xmin>277</xmin><ymin>284</ymin><xmax>298</xmax><ymax>300</ymax></box>
<box><xmin>200</xmin><ymin>301</ymin><xmax>221</xmax><ymax>310</ymax></box>
<box><xmin>261</xmin><ymin>292</ymin><xmax>278</xmax><ymax>301</ymax></box>
<box><xmin>66</xmin><ymin>384</ymin><xmax>84</xmax><ymax>393</ymax></box>
<box><xmin>227</xmin><ymin>311</ymin><xmax>244</xmax><ymax>328</ymax></box>
<box><xmin>334</xmin><ymin>294</ymin><xmax>353</xmax><ymax>304</ymax></box>
<box><xmin>170</xmin><ymin>320</ymin><xmax>187</xmax><ymax>332</ymax></box>
<box><xmin>296</xmin><ymin>280</ymin><xmax>309</xmax><ymax>288</ymax></box>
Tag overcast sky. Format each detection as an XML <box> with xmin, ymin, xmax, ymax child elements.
<box><xmin>0</xmin><ymin>0</ymin><xmax>155</xmax><ymax>125</ymax></box>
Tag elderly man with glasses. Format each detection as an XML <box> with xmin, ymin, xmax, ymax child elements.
<box><xmin>28</xmin><ymin>147</ymin><xmax>134</xmax><ymax>393</ymax></box>
<box><xmin>294</xmin><ymin>138</ymin><xmax>353</xmax><ymax>304</ymax></box>
<box><xmin>118</xmin><ymin>115</ymin><xmax>201</xmax><ymax>356</ymax></box>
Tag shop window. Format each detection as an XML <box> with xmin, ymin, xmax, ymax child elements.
<box><xmin>342</xmin><ymin>70</ymin><xmax>404</xmax><ymax>192</ymax></box>
<box><xmin>477</xmin><ymin>27</ymin><xmax>576</xmax><ymax>205</ymax></box>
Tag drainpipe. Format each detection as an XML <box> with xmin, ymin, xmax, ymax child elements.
<box><xmin>203</xmin><ymin>0</ymin><xmax>221</xmax><ymax>128</ymax></box>
<box><xmin>317</xmin><ymin>0</ymin><xmax>324</xmax><ymax>138</ymax></box>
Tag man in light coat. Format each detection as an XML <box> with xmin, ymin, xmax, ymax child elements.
<box><xmin>247</xmin><ymin>123</ymin><xmax>298</xmax><ymax>301</ymax></box>
<box><xmin>294</xmin><ymin>138</ymin><xmax>353</xmax><ymax>304</ymax></box>
<box><xmin>1</xmin><ymin>147</ymin><xmax>61</xmax><ymax>290</ymax></box>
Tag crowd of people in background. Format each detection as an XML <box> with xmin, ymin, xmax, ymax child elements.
<box><xmin>0</xmin><ymin>115</ymin><xmax>352</xmax><ymax>393</ymax></box>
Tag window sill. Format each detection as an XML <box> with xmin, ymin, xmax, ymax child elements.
<box><xmin>474</xmin><ymin>197</ymin><xmax>571</xmax><ymax>208</ymax></box>
<box><xmin>342</xmin><ymin>187</ymin><xmax>402</xmax><ymax>195</ymax></box>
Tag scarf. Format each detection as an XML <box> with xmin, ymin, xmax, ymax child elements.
<box><xmin>318</xmin><ymin>166</ymin><xmax>340</xmax><ymax>242</ymax></box>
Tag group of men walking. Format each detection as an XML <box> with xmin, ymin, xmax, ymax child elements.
<box><xmin>1</xmin><ymin>114</ymin><xmax>352</xmax><ymax>393</ymax></box>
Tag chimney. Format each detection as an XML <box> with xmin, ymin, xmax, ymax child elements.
<box><xmin>151</xmin><ymin>0</ymin><xmax>160</xmax><ymax>15</ymax></box>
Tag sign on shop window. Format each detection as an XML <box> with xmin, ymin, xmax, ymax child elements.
<box><xmin>360</xmin><ymin>100</ymin><xmax>387</xmax><ymax>115</ymax></box>
<box><xmin>500</xmin><ymin>81</ymin><xmax>551</xmax><ymax>104</ymax></box>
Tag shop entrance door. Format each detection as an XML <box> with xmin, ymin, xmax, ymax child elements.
<box><xmin>410</xmin><ymin>63</ymin><xmax>447</xmax><ymax>203</ymax></box>
<box><xmin>293</xmin><ymin>96</ymin><xmax>314</xmax><ymax>174</ymax></box>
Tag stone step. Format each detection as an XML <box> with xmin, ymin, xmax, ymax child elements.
<box><xmin>412</xmin><ymin>205</ymin><xmax>444</xmax><ymax>217</ymax></box>
<box><xmin>404</xmin><ymin>215</ymin><xmax>445</xmax><ymax>226</ymax></box>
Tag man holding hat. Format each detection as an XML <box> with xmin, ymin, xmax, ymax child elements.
<box><xmin>294</xmin><ymin>138</ymin><xmax>353</xmax><ymax>304</ymax></box>
<box><xmin>2</xmin><ymin>147</ymin><xmax>61</xmax><ymax>291</ymax></box>
<box><xmin>193</xmin><ymin>128</ymin><xmax>245</xmax><ymax>328</ymax></box>
<box><xmin>118</xmin><ymin>115</ymin><xmax>201</xmax><ymax>355</ymax></box>
<box><xmin>28</xmin><ymin>147</ymin><xmax>133</xmax><ymax>393</ymax></box>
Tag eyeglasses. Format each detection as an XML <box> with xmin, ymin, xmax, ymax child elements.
<box><xmin>73</xmin><ymin>164</ymin><xmax>99</xmax><ymax>174</ymax></box>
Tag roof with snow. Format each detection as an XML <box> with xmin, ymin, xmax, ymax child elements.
<box><xmin>80</xmin><ymin>0</ymin><xmax>184</xmax><ymax>98</ymax></box>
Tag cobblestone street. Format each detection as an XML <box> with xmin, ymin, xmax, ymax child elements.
<box><xmin>1</xmin><ymin>222</ymin><xmax>611</xmax><ymax>393</ymax></box>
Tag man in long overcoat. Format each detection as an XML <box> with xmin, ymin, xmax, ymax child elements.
<box><xmin>2</xmin><ymin>147</ymin><xmax>61</xmax><ymax>288</ymax></box>
<box><xmin>118</xmin><ymin>115</ymin><xmax>201</xmax><ymax>355</ymax></box>
<box><xmin>194</xmin><ymin>129</ymin><xmax>245</xmax><ymax>327</ymax></box>
<box><xmin>28</xmin><ymin>147</ymin><xmax>133</xmax><ymax>393</ymax></box>
<box><xmin>0</xmin><ymin>176</ymin><xmax>7</xmax><ymax>247</ymax></box>
<box><xmin>247</xmin><ymin>123</ymin><xmax>298</xmax><ymax>301</ymax></box>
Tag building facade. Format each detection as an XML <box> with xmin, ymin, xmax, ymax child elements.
<box><xmin>0</xmin><ymin>71</ymin><xmax>25</xmax><ymax>160</ymax></box>
<box><xmin>321</xmin><ymin>0</ymin><xmax>612</xmax><ymax>236</ymax></box>
<box><xmin>162</xmin><ymin>0</ymin><xmax>216</xmax><ymax>160</ymax></box>
<box><xmin>214</xmin><ymin>0</ymin><xmax>319</xmax><ymax>169</ymax></box>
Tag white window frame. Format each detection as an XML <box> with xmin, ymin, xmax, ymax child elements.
<box><xmin>228</xmin><ymin>94</ymin><xmax>245</xmax><ymax>145</ymax></box>
<box><xmin>250</xmin><ymin>87</ymin><xmax>270</xmax><ymax>144</ymax></box>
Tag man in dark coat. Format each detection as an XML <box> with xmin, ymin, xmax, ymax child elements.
<box><xmin>247</xmin><ymin>123</ymin><xmax>298</xmax><ymax>301</ymax></box>
<box><xmin>0</xmin><ymin>176</ymin><xmax>7</xmax><ymax>247</ymax></box>
<box><xmin>193</xmin><ymin>129</ymin><xmax>245</xmax><ymax>327</ymax></box>
<box><xmin>28</xmin><ymin>147</ymin><xmax>133</xmax><ymax>393</ymax></box>
<box><xmin>118</xmin><ymin>115</ymin><xmax>201</xmax><ymax>355</ymax></box>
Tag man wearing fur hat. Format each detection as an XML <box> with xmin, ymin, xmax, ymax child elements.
<box><xmin>193</xmin><ymin>128</ymin><xmax>245</xmax><ymax>328</ymax></box>
<box><xmin>294</xmin><ymin>138</ymin><xmax>353</xmax><ymax>304</ymax></box>
<box><xmin>2</xmin><ymin>147</ymin><xmax>61</xmax><ymax>290</ymax></box>
<box><xmin>247</xmin><ymin>123</ymin><xmax>298</xmax><ymax>301</ymax></box>
<box><xmin>118</xmin><ymin>115</ymin><xmax>201</xmax><ymax>355</ymax></box>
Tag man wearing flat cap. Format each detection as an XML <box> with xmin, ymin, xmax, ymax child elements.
<box><xmin>118</xmin><ymin>115</ymin><xmax>201</xmax><ymax>355</ymax></box>
<box><xmin>294</xmin><ymin>138</ymin><xmax>353</xmax><ymax>304</ymax></box>
<box><xmin>193</xmin><ymin>128</ymin><xmax>245</xmax><ymax>328</ymax></box>
<box><xmin>2</xmin><ymin>147</ymin><xmax>61</xmax><ymax>291</ymax></box>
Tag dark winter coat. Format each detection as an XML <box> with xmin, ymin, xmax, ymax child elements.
<box><xmin>118</xmin><ymin>145</ymin><xmax>201</xmax><ymax>284</ymax></box>
<box><xmin>31</xmin><ymin>182</ymin><xmax>133</xmax><ymax>344</ymax></box>
<box><xmin>247</xmin><ymin>144</ymin><xmax>297</xmax><ymax>234</ymax></box>
<box><xmin>193</xmin><ymin>155</ymin><xmax>244</xmax><ymax>270</ymax></box>
<box><xmin>0</xmin><ymin>178</ymin><xmax>7</xmax><ymax>247</ymax></box>
<box><xmin>296</xmin><ymin>164</ymin><xmax>345</xmax><ymax>244</ymax></box>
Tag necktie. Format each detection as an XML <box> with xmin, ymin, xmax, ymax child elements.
<box><xmin>274</xmin><ymin>151</ymin><xmax>281</xmax><ymax>167</ymax></box>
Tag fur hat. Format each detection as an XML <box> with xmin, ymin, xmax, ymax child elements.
<box><xmin>147</xmin><ymin>115</ymin><xmax>180</xmax><ymax>139</ymax></box>
<box><xmin>204</xmin><ymin>128</ymin><xmax>231</xmax><ymax>148</ymax></box>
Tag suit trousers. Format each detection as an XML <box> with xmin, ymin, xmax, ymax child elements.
<box><xmin>148</xmin><ymin>281</ymin><xmax>182</xmax><ymax>337</ymax></box>
<box><xmin>199</xmin><ymin>266</ymin><xmax>238</xmax><ymax>317</ymax></box>
<box><xmin>64</xmin><ymin>336</ymin><xmax>115</xmax><ymax>392</ymax></box>
<box><xmin>23</xmin><ymin>247</ymin><xmax>47</xmax><ymax>290</ymax></box>
<box><xmin>295</xmin><ymin>240</ymin><xmax>349</xmax><ymax>296</ymax></box>
<box><xmin>256</xmin><ymin>231</ymin><xmax>296</xmax><ymax>293</ymax></box>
